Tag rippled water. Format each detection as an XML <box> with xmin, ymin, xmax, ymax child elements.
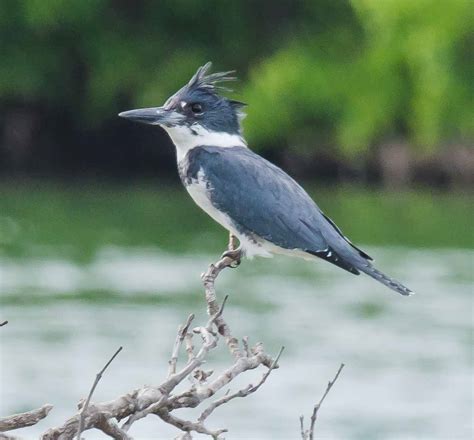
<box><xmin>1</xmin><ymin>244</ymin><xmax>472</xmax><ymax>439</ymax></box>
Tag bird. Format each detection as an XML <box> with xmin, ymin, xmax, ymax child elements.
<box><xmin>119</xmin><ymin>62</ymin><xmax>413</xmax><ymax>296</ymax></box>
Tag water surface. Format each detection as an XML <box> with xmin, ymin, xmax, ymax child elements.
<box><xmin>0</xmin><ymin>186</ymin><xmax>472</xmax><ymax>439</ymax></box>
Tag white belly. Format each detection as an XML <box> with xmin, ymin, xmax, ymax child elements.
<box><xmin>185</xmin><ymin>173</ymin><xmax>273</xmax><ymax>258</ymax></box>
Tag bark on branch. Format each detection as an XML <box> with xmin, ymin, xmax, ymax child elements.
<box><xmin>300</xmin><ymin>363</ymin><xmax>345</xmax><ymax>440</ymax></box>
<box><xmin>35</xmin><ymin>235</ymin><xmax>281</xmax><ymax>439</ymax></box>
<box><xmin>2</xmin><ymin>233</ymin><xmax>344</xmax><ymax>439</ymax></box>
<box><xmin>0</xmin><ymin>405</ymin><xmax>53</xmax><ymax>432</ymax></box>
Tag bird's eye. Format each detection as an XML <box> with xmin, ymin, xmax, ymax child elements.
<box><xmin>190</xmin><ymin>103</ymin><xmax>203</xmax><ymax>114</ymax></box>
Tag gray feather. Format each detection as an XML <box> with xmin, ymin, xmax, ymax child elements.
<box><xmin>183</xmin><ymin>145</ymin><xmax>413</xmax><ymax>296</ymax></box>
<box><xmin>184</xmin><ymin>146</ymin><xmax>362</xmax><ymax>258</ymax></box>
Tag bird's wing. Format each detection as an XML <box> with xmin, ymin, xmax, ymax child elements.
<box><xmin>189</xmin><ymin>146</ymin><xmax>369</xmax><ymax>273</ymax></box>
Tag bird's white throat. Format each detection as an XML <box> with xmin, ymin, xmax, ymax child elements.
<box><xmin>162</xmin><ymin>124</ymin><xmax>247</xmax><ymax>162</ymax></box>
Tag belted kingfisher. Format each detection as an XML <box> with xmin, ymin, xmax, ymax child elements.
<box><xmin>119</xmin><ymin>62</ymin><xmax>412</xmax><ymax>296</ymax></box>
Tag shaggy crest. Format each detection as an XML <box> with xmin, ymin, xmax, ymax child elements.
<box><xmin>154</xmin><ymin>62</ymin><xmax>248</xmax><ymax>134</ymax></box>
<box><xmin>168</xmin><ymin>62</ymin><xmax>247</xmax><ymax>111</ymax></box>
<box><xmin>185</xmin><ymin>61</ymin><xmax>237</xmax><ymax>93</ymax></box>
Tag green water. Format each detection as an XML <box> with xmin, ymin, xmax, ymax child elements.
<box><xmin>1</xmin><ymin>183</ymin><xmax>472</xmax><ymax>260</ymax></box>
<box><xmin>0</xmin><ymin>184</ymin><xmax>472</xmax><ymax>439</ymax></box>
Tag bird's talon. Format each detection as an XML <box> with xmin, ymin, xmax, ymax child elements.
<box><xmin>221</xmin><ymin>248</ymin><xmax>242</xmax><ymax>268</ymax></box>
<box><xmin>229</xmin><ymin>259</ymin><xmax>240</xmax><ymax>269</ymax></box>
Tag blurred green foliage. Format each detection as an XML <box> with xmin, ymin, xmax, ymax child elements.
<box><xmin>244</xmin><ymin>0</ymin><xmax>473</xmax><ymax>154</ymax></box>
<box><xmin>0</xmin><ymin>0</ymin><xmax>472</xmax><ymax>156</ymax></box>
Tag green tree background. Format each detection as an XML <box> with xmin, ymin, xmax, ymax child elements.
<box><xmin>0</xmin><ymin>0</ymin><xmax>472</xmax><ymax>185</ymax></box>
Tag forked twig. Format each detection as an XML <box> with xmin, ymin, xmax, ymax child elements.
<box><xmin>169</xmin><ymin>314</ymin><xmax>195</xmax><ymax>377</ymax></box>
<box><xmin>198</xmin><ymin>346</ymin><xmax>285</xmax><ymax>423</ymax></box>
<box><xmin>76</xmin><ymin>346</ymin><xmax>123</xmax><ymax>439</ymax></box>
<box><xmin>300</xmin><ymin>363</ymin><xmax>345</xmax><ymax>440</ymax></box>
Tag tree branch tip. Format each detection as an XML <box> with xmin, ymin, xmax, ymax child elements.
<box><xmin>333</xmin><ymin>363</ymin><xmax>345</xmax><ymax>379</ymax></box>
<box><xmin>0</xmin><ymin>320</ymin><xmax>8</xmax><ymax>327</ymax></box>
<box><xmin>76</xmin><ymin>345</ymin><xmax>124</xmax><ymax>440</ymax></box>
<box><xmin>99</xmin><ymin>346</ymin><xmax>123</xmax><ymax>375</ymax></box>
<box><xmin>0</xmin><ymin>404</ymin><xmax>54</xmax><ymax>433</ymax></box>
<box><xmin>207</xmin><ymin>295</ymin><xmax>229</xmax><ymax>326</ymax></box>
<box><xmin>179</xmin><ymin>314</ymin><xmax>195</xmax><ymax>335</ymax></box>
<box><xmin>216</xmin><ymin>295</ymin><xmax>229</xmax><ymax>316</ymax></box>
<box><xmin>272</xmin><ymin>346</ymin><xmax>285</xmax><ymax>366</ymax></box>
<box><xmin>300</xmin><ymin>361</ymin><xmax>345</xmax><ymax>439</ymax></box>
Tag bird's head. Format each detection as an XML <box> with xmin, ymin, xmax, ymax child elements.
<box><xmin>119</xmin><ymin>62</ymin><xmax>246</xmax><ymax>155</ymax></box>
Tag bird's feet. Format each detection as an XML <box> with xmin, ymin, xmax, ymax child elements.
<box><xmin>221</xmin><ymin>247</ymin><xmax>242</xmax><ymax>268</ymax></box>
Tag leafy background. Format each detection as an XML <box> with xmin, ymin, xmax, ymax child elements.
<box><xmin>0</xmin><ymin>0</ymin><xmax>472</xmax><ymax>185</ymax></box>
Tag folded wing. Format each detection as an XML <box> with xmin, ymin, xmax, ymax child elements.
<box><xmin>189</xmin><ymin>145</ymin><xmax>370</xmax><ymax>274</ymax></box>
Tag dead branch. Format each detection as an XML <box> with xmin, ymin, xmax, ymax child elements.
<box><xmin>0</xmin><ymin>321</ymin><xmax>8</xmax><ymax>327</ymax></box>
<box><xmin>0</xmin><ymin>433</ymin><xmax>22</xmax><ymax>440</ymax></box>
<box><xmin>300</xmin><ymin>363</ymin><xmax>345</xmax><ymax>440</ymax></box>
<box><xmin>174</xmin><ymin>433</ymin><xmax>193</xmax><ymax>440</ymax></box>
<box><xmin>198</xmin><ymin>346</ymin><xmax>284</xmax><ymax>424</ymax></box>
<box><xmin>76</xmin><ymin>346</ymin><xmax>123</xmax><ymax>439</ymax></box>
<box><xmin>38</xmin><ymin>236</ymin><xmax>281</xmax><ymax>439</ymax></box>
<box><xmin>0</xmin><ymin>405</ymin><xmax>53</xmax><ymax>432</ymax></box>
<box><xmin>168</xmin><ymin>314</ymin><xmax>195</xmax><ymax>377</ymax></box>
<box><xmin>4</xmin><ymin>233</ymin><xmax>344</xmax><ymax>439</ymax></box>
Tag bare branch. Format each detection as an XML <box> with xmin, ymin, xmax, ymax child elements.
<box><xmin>120</xmin><ymin>395</ymin><xmax>168</xmax><ymax>432</ymax></box>
<box><xmin>300</xmin><ymin>416</ymin><xmax>306</xmax><ymax>440</ymax></box>
<box><xmin>0</xmin><ymin>321</ymin><xmax>8</xmax><ymax>327</ymax></box>
<box><xmin>201</xmin><ymin>242</ymin><xmax>242</xmax><ymax>359</ymax></box>
<box><xmin>174</xmin><ymin>433</ymin><xmax>193</xmax><ymax>440</ymax></box>
<box><xmin>95</xmin><ymin>415</ymin><xmax>132</xmax><ymax>440</ymax></box>
<box><xmin>0</xmin><ymin>433</ymin><xmax>22</xmax><ymax>440</ymax></box>
<box><xmin>0</xmin><ymin>404</ymin><xmax>53</xmax><ymax>432</ymax></box>
<box><xmin>309</xmin><ymin>363</ymin><xmax>345</xmax><ymax>439</ymax></box>
<box><xmin>242</xmin><ymin>336</ymin><xmax>250</xmax><ymax>357</ymax></box>
<box><xmin>300</xmin><ymin>363</ymin><xmax>345</xmax><ymax>440</ymax></box>
<box><xmin>184</xmin><ymin>332</ymin><xmax>195</xmax><ymax>361</ymax></box>
<box><xmin>198</xmin><ymin>346</ymin><xmax>284</xmax><ymax>423</ymax></box>
<box><xmin>76</xmin><ymin>346</ymin><xmax>123</xmax><ymax>439</ymax></box>
<box><xmin>28</xmin><ymin>246</ymin><xmax>344</xmax><ymax>439</ymax></box>
<box><xmin>244</xmin><ymin>345</ymin><xmax>284</xmax><ymax>392</ymax></box>
<box><xmin>169</xmin><ymin>314</ymin><xmax>195</xmax><ymax>377</ymax></box>
<box><xmin>156</xmin><ymin>410</ymin><xmax>227</xmax><ymax>439</ymax></box>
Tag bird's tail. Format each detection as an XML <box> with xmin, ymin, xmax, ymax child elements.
<box><xmin>357</xmin><ymin>264</ymin><xmax>414</xmax><ymax>296</ymax></box>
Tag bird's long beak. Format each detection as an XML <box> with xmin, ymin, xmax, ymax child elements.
<box><xmin>118</xmin><ymin>106</ymin><xmax>183</xmax><ymax>126</ymax></box>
